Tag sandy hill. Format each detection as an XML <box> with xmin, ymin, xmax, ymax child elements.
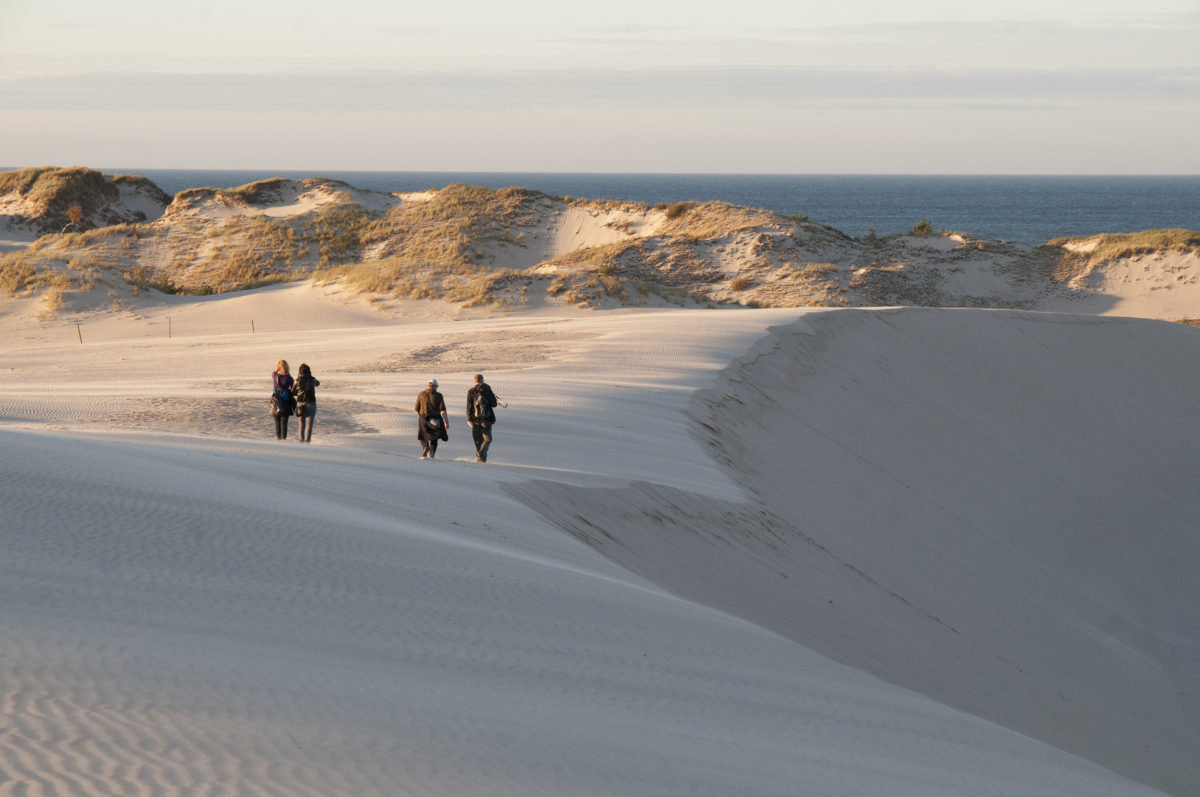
<box><xmin>0</xmin><ymin>166</ymin><xmax>171</xmax><ymax>242</ymax></box>
<box><xmin>514</xmin><ymin>307</ymin><xmax>1200</xmax><ymax>796</ymax></box>
<box><xmin>3</xmin><ymin>168</ymin><xmax>1198</xmax><ymax>320</ymax></box>
<box><xmin>1</xmin><ymin>287</ymin><xmax>1194</xmax><ymax>795</ymax></box>
<box><xmin>3</xmin><ymin>168</ymin><xmax>1199</xmax><ymax>795</ymax></box>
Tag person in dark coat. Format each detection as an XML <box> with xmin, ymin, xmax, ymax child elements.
<box><xmin>414</xmin><ymin>378</ymin><xmax>449</xmax><ymax>459</ymax></box>
<box><xmin>271</xmin><ymin>360</ymin><xmax>294</xmax><ymax>440</ymax></box>
<box><xmin>466</xmin><ymin>373</ymin><xmax>498</xmax><ymax>462</ymax></box>
<box><xmin>293</xmin><ymin>363</ymin><xmax>321</xmax><ymax>443</ymax></box>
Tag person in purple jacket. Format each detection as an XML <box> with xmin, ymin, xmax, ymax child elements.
<box><xmin>271</xmin><ymin>359</ymin><xmax>295</xmax><ymax>440</ymax></box>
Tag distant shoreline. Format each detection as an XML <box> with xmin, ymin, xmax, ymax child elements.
<box><xmin>6</xmin><ymin>169</ymin><xmax>1195</xmax><ymax>244</ymax></box>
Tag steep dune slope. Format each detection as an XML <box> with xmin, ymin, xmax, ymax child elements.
<box><xmin>511</xmin><ymin>308</ymin><xmax>1200</xmax><ymax>796</ymax></box>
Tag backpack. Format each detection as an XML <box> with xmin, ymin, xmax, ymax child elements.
<box><xmin>473</xmin><ymin>387</ymin><xmax>494</xmax><ymax>424</ymax></box>
<box><xmin>272</xmin><ymin>381</ymin><xmax>293</xmax><ymax>417</ymax></box>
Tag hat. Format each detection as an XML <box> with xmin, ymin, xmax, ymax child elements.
<box><xmin>428</xmin><ymin>378</ymin><xmax>438</xmax><ymax>387</ymax></box>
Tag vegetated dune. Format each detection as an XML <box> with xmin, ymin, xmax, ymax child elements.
<box><xmin>510</xmin><ymin>308</ymin><xmax>1200</xmax><ymax>797</ymax></box>
<box><xmin>4</xmin><ymin>167</ymin><xmax>1198</xmax><ymax>317</ymax></box>
<box><xmin>0</xmin><ymin>166</ymin><xmax>171</xmax><ymax>237</ymax></box>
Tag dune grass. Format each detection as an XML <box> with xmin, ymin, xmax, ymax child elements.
<box><xmin>306</xmin><ymin>193</ymin><xmax>372</xmax><ymax>266</ymax></box>
<box><xmin>174</xmin><ymin>178</ymin><xmax>300</xmax><ymax>209</ymax></box>
<box><xmin>0</xmin><ymin>167</ymin><xmax>117</xmax><ymax>207</ymax></box>
<box><xmin>1045</xmin><ymin>229</ymin><xmax>1200</xmax><ymax>284</ymax></box>
<box><xmin>1048</xmin><ymin>229</ymin><xmax>1200</xmax><ymax>261</ymax></box>
<box><xmin>0</xmin><ymin>166</ymin><xmax>124</xmax><ymax>233</ymax></box>
<box><xmin>314</xmin><ymin>257</ymin><xmax>526</xmax><ymax>308</ymax></box>
<box><xmin>363</xmin><ymin>184</ymin><xmax>543</xmax><ymax>266</ymax></box>
<box><xmin>657</xmin><ymin>201</ymin><xmax>783</xmax><ymax>241</ymax></box>
<box><xmin>0</xmin><ymin>253</ymin><xmax>40</xmax><ymax>295</ymax></box>
<box><xmin>0</xmin><ymin>248</ymin><xmax>104</xmax><ymax>306</ymax></box>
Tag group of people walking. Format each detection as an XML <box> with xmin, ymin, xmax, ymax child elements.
<box><xmin>270</xmin><ymin>360</ymin><xmax>320</xmax><ymax>442</ymax></box>
<box><xmin>270</xmin><ymin>361</ymin><xmax>498</xmax><ymax>461</ymax></box>
<box><xmin>413</xmin><ymin>374</ymin><xmax>498</xmax><ymax>461</ymax></box>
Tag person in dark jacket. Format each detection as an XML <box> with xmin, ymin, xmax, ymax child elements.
<box><xmin>414</xmin><ymin>378</ymin><xmax>449</xmax><ymax>459</ymax></box>
<box><xmin>466</xmin><ymin>373</ymin><xmax>498</xmax><ymax>462</ymax></box>
<box><xmin>293</xmin><ymin>363</ymin><xmax>321</xmax><ymax>443</ymax></box>
<box><xmin>271</xmin><ymin>360</ymin><xmax>294</xmax><ymax>440</ymax></box>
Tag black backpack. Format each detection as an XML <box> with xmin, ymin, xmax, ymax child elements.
<box><xmin>473</xmin><ymin>386</ymin><xmax>495</xmax><ymax>423</ymax></box>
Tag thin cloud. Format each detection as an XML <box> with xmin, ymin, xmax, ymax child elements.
<box><xmin>0</xmin><ymin>66</ymin><xmax>1195</xmax><ymax>113</ymax></box>
<box><xmin>586</xmin><ymin>23</ymin><xmax>692</xmax><ymax>35</ymax></box>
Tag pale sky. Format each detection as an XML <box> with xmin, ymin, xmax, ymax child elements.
<box><xmin>1</xmin><ymin>0</ymin><xmax>1197</xmax><ymax>173</ymax></box>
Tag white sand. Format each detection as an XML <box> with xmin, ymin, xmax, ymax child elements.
<box><xmin>1</xmin><ymin>284</ymin><xmax>1192</xmax><ymax>796</ymax></box>
<box><xmin>481</xmin><ymin>202</ymin><xmax>655</xmax><ymax>271</ymax></box>
<box><xmin>1040</xmin><ymin>250</ymin><xmax>1200</xmax><ymax>319</ymax></box>
<box><xmin>0</xmin><ymin>229</ymin><xmax>37</xmax><ymax>253</ymax></box>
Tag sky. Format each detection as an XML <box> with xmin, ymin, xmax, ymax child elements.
<box><xmin>1</xmin><ymin>0</ymin><xmax>1197</xmax><ymax>173</ymax></box>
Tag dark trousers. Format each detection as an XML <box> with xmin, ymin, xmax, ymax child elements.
<box><xmin>274</xmin><ymin>414</ymin><xmax>289</xmax><ymax>439</ymax></box>
<box><xmin>472</xmin><ymin>422</ymin><xmax>492</xmax><ymax>461</ymax></box>
<box><xmin>298</xmin><ymin>405</ymin><xmax>315</xmax><ymax>442</ymax></box>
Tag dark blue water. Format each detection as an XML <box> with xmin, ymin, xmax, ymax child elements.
<box><xmin>119</xmin><ymin>170</ymin><xmax>1200</xmax><ymax>244</ymax></box>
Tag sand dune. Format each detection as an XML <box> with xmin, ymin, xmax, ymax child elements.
<box><xmin>4</xmin><ymin>169</ymin><xmax>1198</xmax><ymax>317</ymax></box>
<box><xmin>513</xmin><ymin>308</ymin><xmax>1200</xmax><ymax>795</ymax></box>
<box><xmin>0</xmin><ymin>285</ymin><xmax>1191</xmax><ymax>795</ymax></box>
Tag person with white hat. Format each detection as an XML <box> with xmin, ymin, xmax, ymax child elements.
<box><xmin>414</xmin><ymin>378</ymin><xmax>449</xmax><ymax>459</ymax></box>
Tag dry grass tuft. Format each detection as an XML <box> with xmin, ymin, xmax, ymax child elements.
<box><xmin>363</xmin><ymin>184</ymin><xmax>543</xmax><ymax>266</ymax></box>
<box><xmin>1048</xmin><ymin>229</ymin><xmax>1200</xmax><ymax>261</ymax></box>
<box><xmin>314</xmin><ymin>258</ymin><xmax>527</xmax><ymax>308</ymax></box>
<box><xmin>1045</xmin><ymin>229</ymin><xmax>1200</xmax><ymax>284</ymax></box>
<box><xmin>0</xmin><ymin>166</ymin><xmax>123</xmax><ymax>233</ymax></box>
<box><xmin>658</xmin><ymin>202</ymin><xmax>783</xmax><ymax>241</ymax></box>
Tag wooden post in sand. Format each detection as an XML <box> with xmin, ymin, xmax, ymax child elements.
<box><xmin>75</xmin><ymin>323</ymin><xmax>82</xmax><ymax>344</ymax></box>
<box><xmin>251</xmin><ymin>320</ymin><xmax>256</xmax><ymax>334</ymax></box>
<box><xmin>168</xmin><ymin>316</ymin><xmax>172</xmax><ymax>338</ymax></box>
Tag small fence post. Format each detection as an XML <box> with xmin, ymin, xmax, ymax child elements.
<box><xmin>75</xmin><ymin>323</ymin><xmax>82</xmax><ymax>344</ymax></box>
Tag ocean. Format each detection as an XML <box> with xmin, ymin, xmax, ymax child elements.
<box><xmin>121</xmin><ymin>171</ymin><xmax>1200</xmax><ymax>244</ymax></box>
